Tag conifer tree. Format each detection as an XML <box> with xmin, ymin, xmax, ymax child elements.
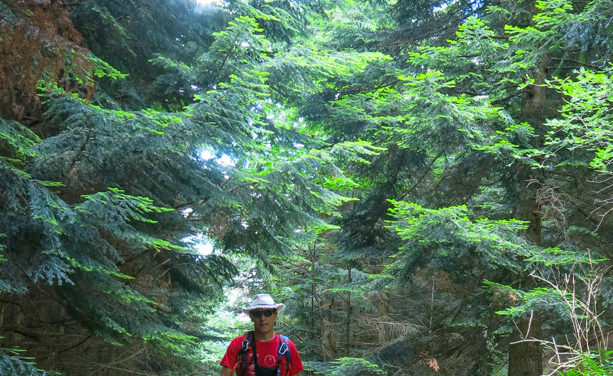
<box><xmin>2</xmin><ymin>0</ymin><xmax>613</xmax><ymax>375</ymax></box>
<box><xmin>278</xmin><ymin>0</ymin><xmax>613</xmax><ymax>374</ymax></box>
<box><xmin>0</xmin><ymin>0</ymin><xmax>370</xmax><ymax>374</ymax></box>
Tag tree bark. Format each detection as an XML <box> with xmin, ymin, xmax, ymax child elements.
<box><xmin>509</xmin><ymin>312</ymin><xmax>543</xmax><ymax>376</ymax></box>
<box><xmin>508</xmin><ymin>184</ymin><xmax>544</xmax><ymax>376</ymax></box>
<box><xmin>507</xmin><ymin>36</ymin><xmax>549</xmax><ymax>376</ymax></box>
<box><xmin>310</xmin><ymin>244</ymin><xmax>316</xmax><ymax>341</ymax></box>
<box><xmin>345</xmin><ymin>265</ymin><xmax>352</xmax><ymax>354</ymax></box>
<box><xmin>507</xmin><ymin>3</ymin><xmax>551</xmax><ymax>372</ymax></box>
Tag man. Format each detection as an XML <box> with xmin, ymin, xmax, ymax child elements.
<box><xmin>220</xmin><ymin>293</ymin><xmax>304</xmax><ymax>376</ymax></box>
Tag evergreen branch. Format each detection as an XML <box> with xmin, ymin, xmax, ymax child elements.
<box><xmin>65</xmin><ymin>126</ymin><xmax>93</xmax><ymax>180</ymax></box>
<box><xmin>214</xmin><ymin>42</ymin><xmax>237</xmax><ymax>85</ymax></box>
<box><xmin>400</xmin><ymin>149</ymin><xmax>444</xmax><ymax>201</ymax></box>
<box><xmin>57</xmin><ymin>334</ymin><xmax>93</xmax><ymax>354</ymax></box>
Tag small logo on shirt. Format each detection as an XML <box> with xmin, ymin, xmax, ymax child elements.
<box><xmin>263</xmin><ymin>355</ymin><xmax>276</xmax><ymax>367</ymax></box>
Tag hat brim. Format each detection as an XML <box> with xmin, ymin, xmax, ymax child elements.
<box><xmin>242</xmin><ymin>303</ymin><xmax>285</xmax><ymax>314</ymax></box>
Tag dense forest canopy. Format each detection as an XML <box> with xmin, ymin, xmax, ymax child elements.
<box><xmin>1</xmin><ymin>0</ymin><xmax>612</xmax><ymax>375</ymax></box>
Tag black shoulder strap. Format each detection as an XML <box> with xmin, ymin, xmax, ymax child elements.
<box><xmin>238</xmin><ymin>331</ymin><xmax>253</xmax><ymax>376</ymax></box>
<box><xmin>250</xmin><ymin>331</ymin><xmax>258</xmax><ymax>366</ymax></box>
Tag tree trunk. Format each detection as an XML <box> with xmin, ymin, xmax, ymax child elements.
<box><xmin>310</xmin><ymin>244</ymin><xmax>317</xmax><ymax>341</ymax></box>
<box><xmin>507</xmin><ymin>3</ymin><xmax>550</xmax><ymax>372</ymax></box>
<box><xmin>345</xmin><ymin>265</ymin><xmax>352</xmax><ymax>354</ymax></box>
<box><xmin>508</xmin><ymin>191</ymin><xmax>544</xmax><ymax>376</ymax></box>
<box><xmin>509</xmin><ymin>313</ymin><xmax>543</xmax><ymax>376</ymax></box>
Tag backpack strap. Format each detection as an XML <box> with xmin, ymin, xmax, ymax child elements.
<box><xmin>276</xmin><ymin>334</ymin><xmax>291</xmax><ymax>376</ymax></box>
<box><xmin>238</xmin><ymin>332</ymin><xmax>291</xmax><ymax>376</ymax></box>
<box><xmin>238</xmin><ymin>331</ymin><xmax>253</xmax><ymax>376</ymax></box>
<box><xmin>251</xmin><ymin>332</ymin><xmax>259</xmax><ymax>366</ymax></box>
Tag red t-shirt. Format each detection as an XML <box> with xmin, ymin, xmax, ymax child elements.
<box><xmin>220</xmin><ymin>333</ymin><xmax>304</xmax><ymax>376</ymax></box>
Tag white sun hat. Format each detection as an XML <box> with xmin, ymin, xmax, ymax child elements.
<box><xmin>242</xmin><ymin>293</ymin><xmax>285</xmax><ymax>314</ymax></box>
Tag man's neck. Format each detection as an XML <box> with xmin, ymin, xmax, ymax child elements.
<box><xmin>254</xmin><ymin>330</ymin><xmax>275</xmax><ymax>342</ymax></box>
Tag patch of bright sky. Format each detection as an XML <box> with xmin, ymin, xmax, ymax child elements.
<box><xmin>200</xmin><ymin>147</ymin><xmax>236</xmax><ymax>167</ymax></box>
<box><xmin>193</xmin><ymin>0</ymin><xmax>226</xmax><ymax>8</ymax></box>
<box><xmin>264</xmin><ymin>99</ymin><xmax>307</xmax><ymax>131</ymax></box>
<box><xmin>183</xmin><ymin>233</ymin><xmax>216</xmax><ymax>256</ymax></box>
<box><xmin>433</xmin><ymin>0</ymin><xmax>459</xmax><ymax>13</ymax></box>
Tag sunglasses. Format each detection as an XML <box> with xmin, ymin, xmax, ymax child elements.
<box><xmin>249</xmin><ymin>309</ymin><xmax>276</xmax><ymax>318</ymax></box>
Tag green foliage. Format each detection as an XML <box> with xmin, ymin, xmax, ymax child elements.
<box><xmin>385</xmin><ymin>0</ymin><xmax>488</xmax><ymax>47</ymax></box>
<box><xmin>504</xmin><ymin>0</ymin><xmax>574</xmax><ymax>69</ymax></box>
<box><xmin>3</xmin><ymin>0</ymin><xmax>613</xmax><ymax>374</ymax></box>
<box><xmin>408</xmin><ymin>15</ymin><xmax>509</xmax><ymax>95</ymax></box>
<box><xmin>199</xmin><ymin>15</ymin><xmax>271</xmax><ymax>87</ymax></box>
<box><xmin>0</xmin><ymin>118</ymin><xmax>40</xmax><ymax>163</ymax></box>
<box><xmin>0</xmin><ymin>339</ymin><xmax>58</xmax><ymax>376</ymax></box>
<box><xmin>329</xmin><ymin>357</ymin><xmax>385</xmax><ymax>375</ymax></box>
<box><xmin>387</xmin><ymin>201</ymin><xmax>529</xmax><ymax>277</ymax></box>
<box><xmin>563</xmin><ymin>350</ymin><xmax>613</xmax><ymax>376</ymax></box>
<box><xmin>0</xmin><ymin>353</ymin><xmax>45</xmax><ymax>376</ymax></box>
<box><xmin>90</xmin><ymin>56</ymin><xmax>129</xmax><ymax>80</ymax></box>
<box><xmin>227</xmin><ymin>0</ymin><xmax>324</xmax><ymax>42</ymax></box>
<box><xmin>306</xmin><ymin>357</ymin><xmax>385</xmax><ymax>376</ymax></box>
<box><xmin>2</xmin><ymin>0</ymin><xmax>382</xmax><ymax>373</ymax></box>
<box><xmin>538</xmin><ymin>68</ymin><xmax>613</xmax><ymax>174</ymax></box>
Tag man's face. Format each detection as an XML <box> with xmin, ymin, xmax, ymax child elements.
<box><xmin>249</xmin><ymin>309</ymin><xmax>277</xmax><ymax>334</ymax></box>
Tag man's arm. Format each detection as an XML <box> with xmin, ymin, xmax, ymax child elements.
<box><xmin>220</xmin><ymin>366</ymin><xmax>234</xmax><ymax>376</ymax></box>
